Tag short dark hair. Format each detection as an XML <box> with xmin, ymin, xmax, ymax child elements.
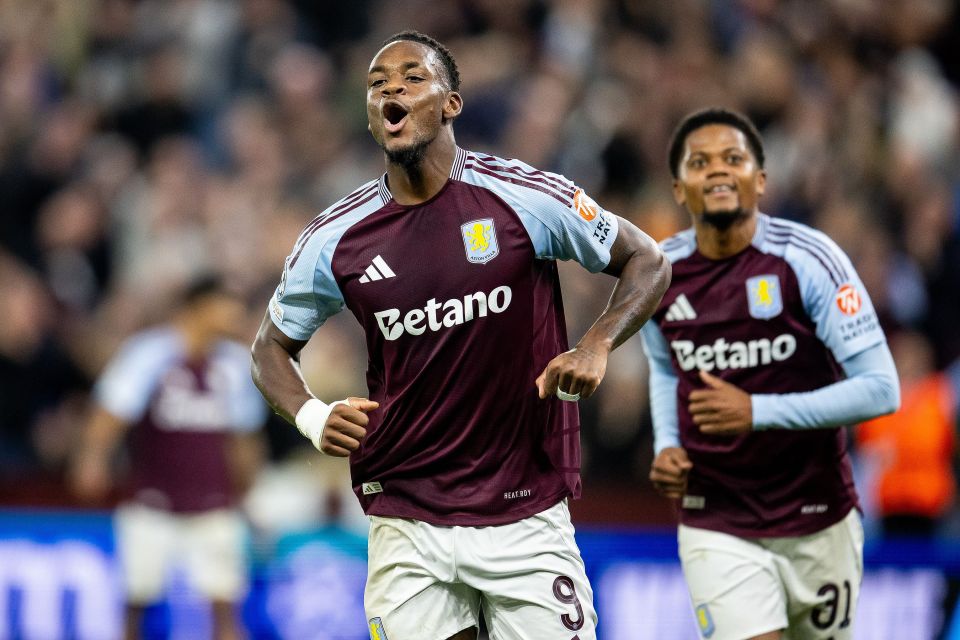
<box><xmin>381</xmin><ymin>30</ymin><xmax>461</xmax><ymax>92</ymax></box>
<box><xmin>668</xmin><ymin>108</ymin><xmax>765</xmax><ymax>178</ymax></box>
<box><xmin>181</xmin><ymin>273</ymin><xmax>232</xmax><ymax>307</ymax></box>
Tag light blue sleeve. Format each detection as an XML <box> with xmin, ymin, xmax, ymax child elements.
<box><xmin>218</xmin><ymin>342</ymin><xmax>269</xmax><ymax>432</ymax></box>
<box><xmin>641</xmin><ymin>321</ymin><xmax>680</xmax><ymax>453</ymax></box>
<box><xmin>269</xmin><ymin>235</ymin><xmax>345</xmax><ymax>342</ymax></box>
<box><xmin>751</xmin><ymin>341</ymin><xmax>900</xmax><ymax>429</ymax></box>
<box><xmin>788</xmin><ymin>230</ymin><xmax>885</xmax><ymax>362</ymax></box>
<box><xmin>94</xmin><ymin>330</ymin><xmax>176</xmax><ymax>422</ymax></box>
<box><xmin>469</xmin><ymin>159</ymin><xmax>619</xmax><ymax>272</ymax></box>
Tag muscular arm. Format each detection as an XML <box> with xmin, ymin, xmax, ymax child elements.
<box><xmin>250</xmin><ymin>312</ymin><xmax>312</xmax><ymax>424</ymax></box>
<box><xmin>593</xmin><ymin>216</ymin><xmax>672</xmax><ymax>351</ymax></box>
<box><xmin>537</xmin><ymin>216</ymin><xmax>671</xmax><ymax>399</ymax></box>
<box><xmin>251</xmin><ymin>312</ymin><xmax>377</xmax><ymax>456</ymax></box>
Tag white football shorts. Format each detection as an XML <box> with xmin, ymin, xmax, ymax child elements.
<box><xmin>115</xmin><ymin>503</ymin><xmax>248</xmax><ymax>604</ymax></box>
<box><xmin>365</xmin><ymin>500</ymin><xmax>597</xmax><ymax>640</ymax></box>
<box><xmin>678</xmin><ymin>508</ymin><xmax>864</xmax><ymax>640</ymax></box>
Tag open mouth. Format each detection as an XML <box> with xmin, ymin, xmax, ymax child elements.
<box><xmin>382</xmin><ymin>102</ymin><xmax>409</xmax><ymax>134</ymax></box>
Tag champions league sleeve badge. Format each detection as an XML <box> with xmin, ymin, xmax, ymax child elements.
<box><xmin>461</xmin><ymin>218</ymin><xmax>499</xmax><ymax>264</ymax></box>
<box><xmin>746</xmin><ymin>274</ymin><xmax>783</xmax><ymax>319</ymax></box>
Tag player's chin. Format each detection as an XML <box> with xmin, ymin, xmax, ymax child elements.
<box><xmin>701</xmin><ymin>207</ymin><xmax>747</xmax><ymax>229</ymax></box>
<box><xmin>702</xmin><ymin>206</ymin><xmax>742</xmax><ymax>218</ymax></box>
<box><xmin>382</xmin><ymin>136</ymin><xmax>414</xmax><ymax>153</ymax></box>
<box><xmin>383</xmin><ymin>137</ymin><xmax>431</xmax><ymax>167</ymax></box>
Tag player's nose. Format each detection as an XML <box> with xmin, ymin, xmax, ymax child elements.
<box><xmin>706</xmin><ymin>167</ymin><xmax>729</xmax><ymax>179</ymax></box>
<box><xmin>382</xmin><ymin>79</ymin><xmax>405</xmax><ymax>96</ymax></box>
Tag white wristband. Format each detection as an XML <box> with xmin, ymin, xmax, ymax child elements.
<box><xmin>295</xmin><ymin>398</ymin><xmax>348</xmax><ymax>452</ymax></box>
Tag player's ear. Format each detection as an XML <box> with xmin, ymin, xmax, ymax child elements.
<box><xmin>672</xmin><ymin>179</ymin><xmax>686</xmax><ymax>206</ymax></box>
<box><xmin>442</xmin><ymin>91</ymin><xmax>463</xmax><ymax>122</ymax></box>
<box><xmin>756</xmin><ymin>169</ymin><xmax>766</xmax><ymax>196</ymax></box>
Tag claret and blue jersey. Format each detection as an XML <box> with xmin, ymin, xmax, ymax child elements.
<box><xmin>642</xmin><ymin>213</ymin><xmax>888</xmax><ymax>537</ymax></box>
<box><xmin>94</xmin><ymin>328</ymin><xmax>267</xmax><ymax>513</ymax></box>
<box><xmin>271</xmin><ymin>147</ymin><xmax>619</xmax><ymax>526</ymax></box>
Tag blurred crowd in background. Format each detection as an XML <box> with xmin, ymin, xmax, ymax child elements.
<box><xmin>0</xmin><ymin>0</ymin><xmax>958</xmax><ymax>538</ymax></box>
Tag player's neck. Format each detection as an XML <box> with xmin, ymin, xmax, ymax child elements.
<box><xmin>694</xmin><ymin>212</ymin><xmax>757</xmax><ymax>260</ymax></box>
<box><xmin>384</xmin><ymin>133</ymin><xmax>457</xmax><ymax>205</ymax></box>
<box><xmin>175</xmin><ymin>318</ymin><xmax>213</xmax><ymax>360</ymax></box>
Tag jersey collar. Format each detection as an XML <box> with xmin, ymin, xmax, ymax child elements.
<box><xmin>377</xmin><ymin>146</ymin><xmax>469</xmax><ymax>203</ymax></box>
<box><xmin>751</xmin><ymin>212</ymin><xmax>770</xmax><ymax>249</ymax></box>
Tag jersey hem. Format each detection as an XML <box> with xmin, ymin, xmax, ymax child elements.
<box><xmin>361</xmin><ymin>489</ymin><xmax>572</xmax><ymax>527</ymax></box>
<box><xmin>680</xmin><ymin>503</ymin><xmax>856</xmax><ymax>539</ymax></box>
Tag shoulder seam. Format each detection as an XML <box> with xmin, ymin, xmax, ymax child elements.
<box><xmin>472</xmin><ymin>153</ymin><xmax>575</xmax><ymax>192</ymax></box>
<box><xmin>766</xmin><ymin>222</ymin><xmax>847</xmax><ymax>285</ymax></box>
<box><xmin>767</xmin><ymin>220</ymin><xmax>848</xmax><ymax>278</ymax></box>
<box><xmin>765</xmin><ymin>236</ymin><xmax>841</xmax><ymax>286</ymax></box>
<box><xmin>660</xmin><ymin>229</ymin><xmax>696</xmax><ymax>261</ymax></box>
<box><xmin>294</xmin><ymin>182</ymin><xmax>377</xmax><ymax>245</ymax></box>
<box><xmin>289</xmin><ymin>183</ymin><xmax>384</xmax><ymax>267</ymax></box>
<box><xmin>661</xmin><ymin>237</ymin><xmax>687</xmax><ymax>249</ymax></box>
<box><xmin>464</xmin><ymin>156</ymin><xmax>574</xmax><ymax>207</ymax></box>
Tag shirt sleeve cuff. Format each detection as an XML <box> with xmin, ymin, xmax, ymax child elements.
<box><xmin>653</xmin><ymin>433</ymin><xmax>681</xmax><ymax>455</ymax></box>
<box><xmin>751</xmin><ymin>394</ymin><xmax>776</xmax><ymax>430</ymax></box>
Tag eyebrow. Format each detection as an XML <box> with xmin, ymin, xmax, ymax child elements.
<box><xmin>368</xmin><ymin>61</ymin><xmax>425</xmax><ymax>76</ymax></box>
<box><xmin>688</xmin><ymin>146</ymin><xmax>746</xmax><ymax>157</ymax></box>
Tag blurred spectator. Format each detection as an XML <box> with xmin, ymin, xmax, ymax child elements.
<box><xmin>35</xmin><ymin>181</ymin><xmax>112</xmax><ymax>312</ymax></box>
<box><xmin>857</xmin><ymin>332</ymin><xmax>959</xmax><ymax>538</ymax></box>
<box><xmin>70</xmin><ymin>276</ymin><xmax>267</xmax><ymax>640</ymax></box>
<box><xmin>112</xmin><ymin>42</ymin><xmax>195</xmax><ymax>159</ymax></box>
<box><xmin>0</xmin><ymin>254</ymin><xmax>88</xmax><ymax>473</ymax></box>
<box><xmin>0</xmin><ymin>100</ymin><xmax>99</xmax><ymax>267</ymax></box>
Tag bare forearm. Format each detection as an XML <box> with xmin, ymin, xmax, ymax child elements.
<box><xmin>251</xmin><ymin>345</ymin><xmax>312</xmax><ymax>424</ymax></box>
<box><xmin>250</xmin><ymin>315</ymin><xmax>313</xmax><ymax>424</ymax></box>
<box><xmin>582</xmin><ymin>229</ymin><xmax>671</xmax><ymax>353</ymax></box>
<box><xmin>79</xmin><ymin>409</ymin><xmax>127</xmax><ymax>457</ymax></box>
<box><xmin>229</xmin><ymin>433</ymin><xmax>266</xmax><ymax>494</ymax></box>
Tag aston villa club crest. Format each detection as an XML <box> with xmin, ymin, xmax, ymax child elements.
<box><xmin>461</xmin><ymin>218</ymin><xmax>499</xmax><ymax>264</ymax></box>
<box><xmin>746</xmin><ymin>274</ymin><xmax>783</xmax><ymax>319</ymax></box>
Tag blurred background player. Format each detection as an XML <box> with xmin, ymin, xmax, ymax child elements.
<box><xmin>643</xmin><ymin>108</ymin><xmax>900</xmax><ymax>640</ymax></box>
<box><xmin>71</xmin><ymin>275</ymin><xmax>268</xmax><ymax>640</ymax></box>
<box><xmin>251</xmin><ymin>31</ymin><xmax>669</xmax><ymax>640</ymax></box>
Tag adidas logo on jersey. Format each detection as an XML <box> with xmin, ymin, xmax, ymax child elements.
<box><xmin>359</xmin><ymin>255</ymin><xmax>396</xmax><ymax>283</ymax></box>
<box><xmin>665</xmin><ymin>294</ymin><xmax>697</xmax><ymax>321</ymax></box>
<box><xmin>671</xmin><ymin>334</ymin><xmax>797</xmax><ymax>371</ymax></box>
<box><xmin>374</xmin><ymin>286</ymin><xmax>513</xmax><ymax>341</ymax></box>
